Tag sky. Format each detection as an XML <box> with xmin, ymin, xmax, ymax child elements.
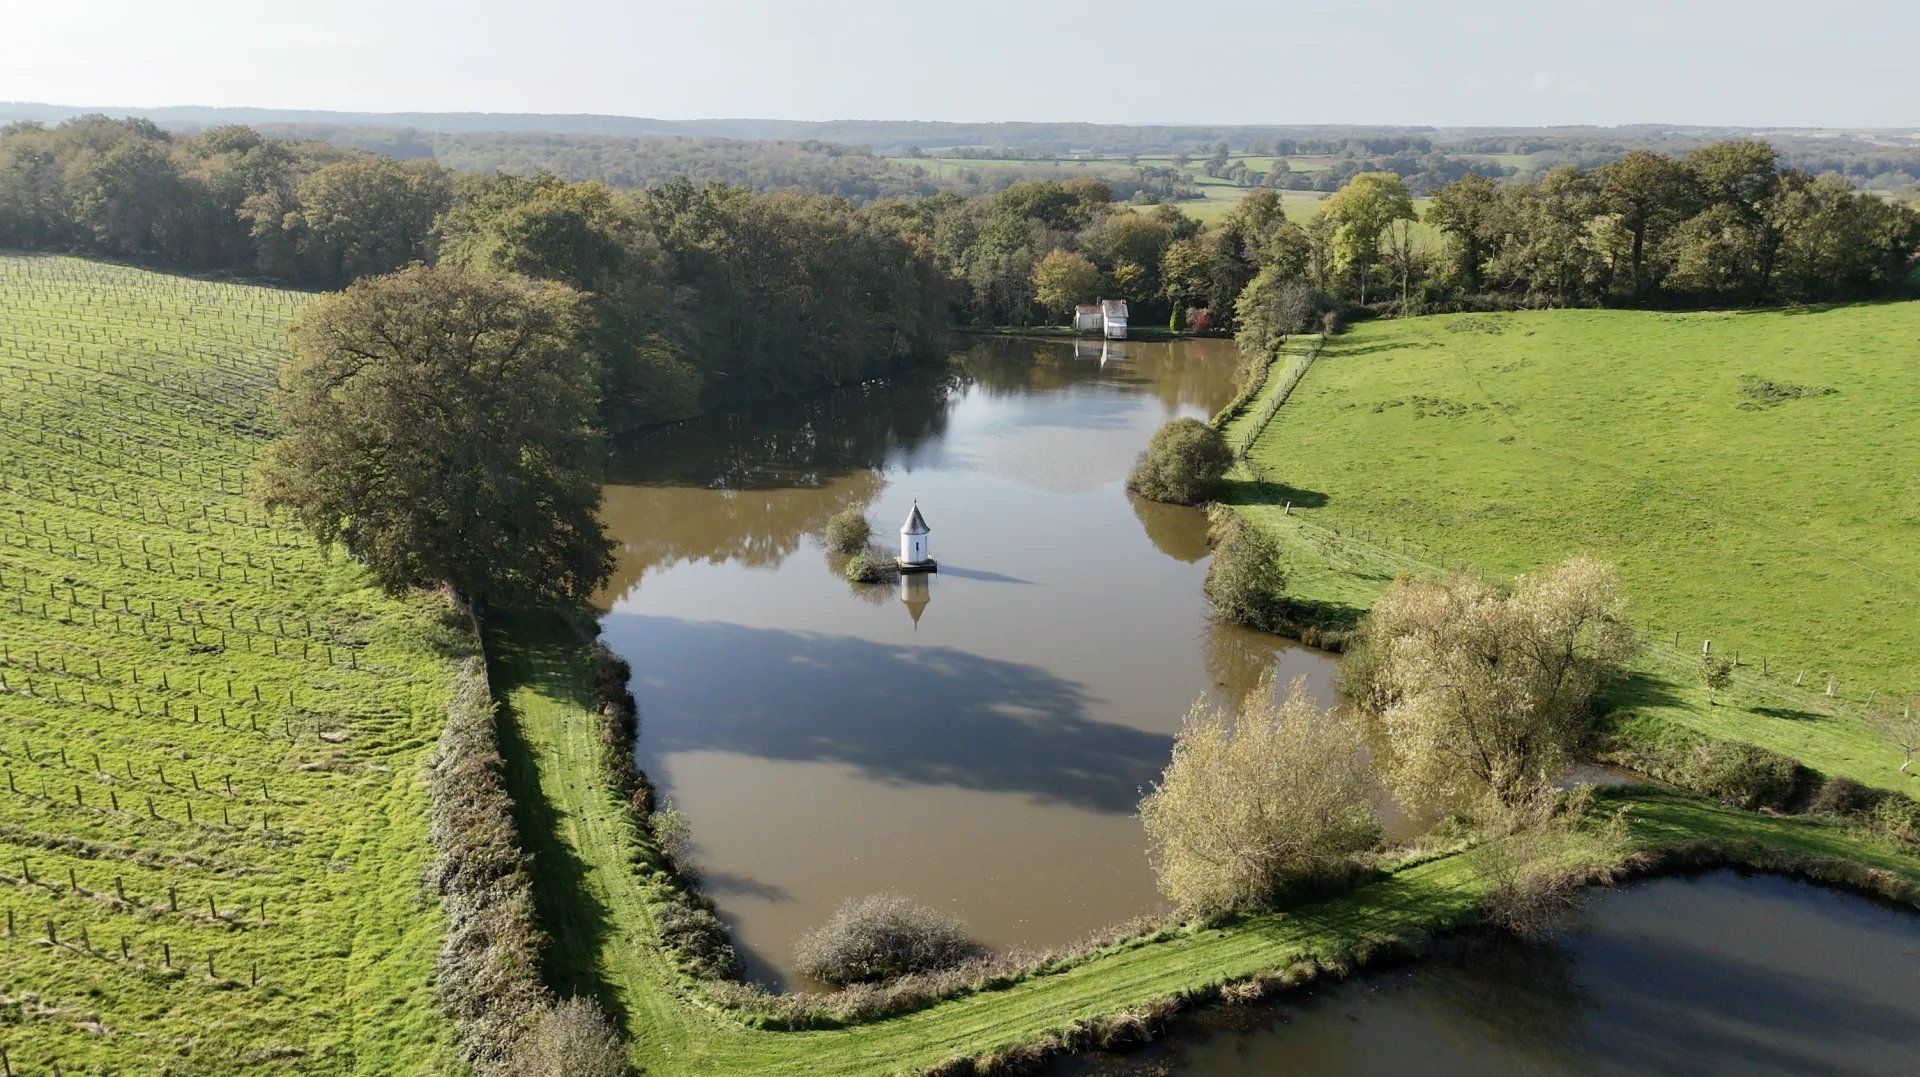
<box><xmin>5</xmin><ymin>0</ymin><xmax>1916</xmax><ymax>128</ymax></box>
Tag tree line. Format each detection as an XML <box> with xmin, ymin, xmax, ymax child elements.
<box><xmin>0</xmin><ymin>116</ymin><xmax>948</xmax><ymax>425</ymax></box>
<box><xmin>814</xmin><ymin>139</ymin><xmax>1919</xmax><ymax>340</ymax></box>
<box><xmin>1220</xmin><ymin>140</ymin><xmax>1920</xmax><ymax>358</ymax></box>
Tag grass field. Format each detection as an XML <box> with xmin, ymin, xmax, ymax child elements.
<box><xmin>0</xmin><ymin>253</ymin><xmax>469</xmax><ymax>1073</ymax></box>
<box><xmin>1222</xmin><ymin>303</ymin><xmax>1920</xmax><ymax>791</ymax></box>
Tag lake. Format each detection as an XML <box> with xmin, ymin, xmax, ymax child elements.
<box><xmin>595</xmin><ymin>335</ymin><xmax>1339</xmax><ymax>986</ymax></box>
<box><xmin>1050</xmin><ymin>871</ymin><xmax>1920</xmax><ymax>1075</ymax></box>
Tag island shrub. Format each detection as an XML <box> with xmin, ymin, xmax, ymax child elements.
<box><xmin>1346</xmin><ymin>557</ymin><xmax>1634</xmax><ymax>815</ymax></box>
<box><xmin>844</xmin><ymin>547</ymin><xmax>903</xmax><ymax>584</ymax></box>
<box><xmin>1139</xmin><ymin>676</ymin><xmax>1378</xmax><ymax>915</ymax></box>
<box><xmin>795</xmin><ymin>893</ymin><xmax>986</xmax><ymax>986</ymax></box>
<box><xmin>824</xmin><ymin>506</ymin><xmax>873</xmax><ymax>554</ymax></box>
<box><xmin>1201</xmin><ymin>509</ymin><xmax>1291</xmax><ymax>632</ymax></box>
<box><xmin>1128</xmin><ymin>418</ymin><xmax>1231</xmax><ymax>504</ymax></box>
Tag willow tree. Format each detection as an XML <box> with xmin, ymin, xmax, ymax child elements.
<box><xmin>1344</xmin><ymin>557</ymin><xmax>1633</xmax><ymax>815</ymax></box>
<box><xmin>1140</xmin><ymin>676</ymin><xmax>1377</xmax><ymax>914</ymax></box>
<box><xmin>260</xmin><ymin>264</ymin><xmax>613</xmax><ymax>612</ymax></box>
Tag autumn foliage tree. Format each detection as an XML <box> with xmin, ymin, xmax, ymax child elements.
<box><xmin>1030</xmin><ymin>247</ymin><xmax>1103</xmax><ymax>320</ymax></box>
<box><xmin>1140</xmin><ymin>676</ymin><xmax>1378</xmax><ymax>914</ymax></box>
<box><xmin>1343</xmin><ymin>557</ymin><xmax>1634</xmax><ymax>815</ymax></box>
<box><xmin>260</xmin><ymin>264</ymin><xmax>613</xmax><ymax>611</ymax></box>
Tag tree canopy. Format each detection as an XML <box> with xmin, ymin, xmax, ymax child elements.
<box><xmin>260</xmin><ymin>264</ymin><xmax>613</xmax><ymax>611</ymax></box>
<box><xmin>1342</xmin><ymin>557</ymin><xmax>1634</xmax><ymax>814</ymax></box>
<box><xmin>1140</xmin><ymin>676</ymin><xmax>1378</xmax><ymax>914</ymax></box>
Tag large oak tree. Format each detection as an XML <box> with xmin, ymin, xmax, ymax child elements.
<box><xmin>260</xmin><ymin>264</ymin><xmax>613</xmax><ymax>611</ymax></box>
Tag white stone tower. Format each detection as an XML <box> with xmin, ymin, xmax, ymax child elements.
<box><xmin>898</xmin><ymin>500</ymin><xmax>933</xmax><ymax>570</ymax></box>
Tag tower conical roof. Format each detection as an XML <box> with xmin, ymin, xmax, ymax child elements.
<box><xmin>900</xmin><ymin>500</ymin><xmax>930</xmax><ymax>535</ymax></box>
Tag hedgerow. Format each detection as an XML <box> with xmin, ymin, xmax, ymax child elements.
<box><xmin>427</xmin><ymin>656</ymin><xmax>553</xmax><ymax>1072</ymax></box>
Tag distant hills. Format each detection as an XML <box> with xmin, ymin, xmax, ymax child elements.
<box><xmin>10</xmin><ymin>100</ymin><xmax>1904</xmax><ymax>155</ymax></box>
<box><xmin>7</xmin><ymin>103</ymin><xmax>1916</xmax><ymax>199</ymax></box>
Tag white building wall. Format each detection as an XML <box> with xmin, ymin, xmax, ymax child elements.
<box><xmin>901</xmin><ymin>531</ymin><xmax>929</xmax><ymax>563</ymax></box>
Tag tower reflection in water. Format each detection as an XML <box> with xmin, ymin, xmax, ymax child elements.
<box><xmin>898</xmin><ymin>571</ymin><xmax>929</xmax><ymax>627</ymax></box>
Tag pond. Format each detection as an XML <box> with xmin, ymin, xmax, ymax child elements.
<box><xmin>1050</xmin><ymin>872</ymin><xmax>1920</xmax><ymax>1076</ymax></box>
<box><xmin>596</xmin><ymin>335</ymin><xmax>1339</xmax><ymax>986</ymax></box>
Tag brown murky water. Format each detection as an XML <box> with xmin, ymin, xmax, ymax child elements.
<box><xmin>596</xmin><ymin>336</ymin><xmax>1340</xmax><ymax>986</ymax></box>
<box><xmin>1050</xmin><ymin>872</ymin><xmax>1920</xmax><ymax>1075</ymax></box>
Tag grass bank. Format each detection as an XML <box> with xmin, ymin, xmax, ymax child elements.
<box><xmin>0</xmin><ymin>253</ymin><xmax>468</xmax><ymax>1071</ymax></box>
<box><xmin>491</xmin><ymin>619</ymin><xmax>1920</xmax><ymax>1074</ymax></box>
<box><xmin>1221</xmin><ymin>303</ymin><xmax>1920</xmax><ymax>795</ymax></box>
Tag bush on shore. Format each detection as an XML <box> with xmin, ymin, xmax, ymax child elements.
<box><xmin>824</xmin><ymin>506</ymin><xmax>872</xmax><ymax>555</ymax></box>
<box><xmin>1201</xmin><ymin>509</ymin><xmax>1292</xmax><ymax>632</ymax></box>
<box><xmin>795</xmin><ymin>893</ymin><xmax>986</xmax><ymax>986</ymax></box>
<box><xmin>1140</xmin><ymin>676</ymin><xmax>1378</xmax><ymax>915</ymax></box>
<box><xmin>1128</xmin><ymin>418</ymin><xmax>1231</xmax><ymax>505</ymax></box>
<box><xmin>1684</xmin><ymin>740</ymin><xmax>1801</xmax><ymax>810</ymax></box>
<box><xmin>1344</xmin><ymin>557</ymin><xmax>1633</xmax><ymax>815</ymax></box>
<box><xmin>1469</xmin><ymin>789</ymin><xmax>1630</xmax><ymax>940</ymax></box>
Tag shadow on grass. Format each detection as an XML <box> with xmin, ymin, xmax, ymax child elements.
<box><xmin>1320</xmin><ymin>340</ymin><xmax>1430</xmax><ymax>359</ymax></box>
<box><xmin>1752</xmin><ymin>706</ymin><xmax>1824</xmax><ymax>723</ymax></box>
<box><xmin>1217</xmin><ymin>477</ymin><xmax>1330</xmax><ymax>511</ymax></box>
<box><xmin>490</xmin><ymin>641</ymin><xmax>628</xmax><ymax>1026</ymax></box>
<box><xmin>1597</xmin><ymin>669</ymin><xmax>1690</xmax><ymax>714</ymax></box>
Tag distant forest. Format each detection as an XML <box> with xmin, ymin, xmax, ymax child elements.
<box><xmin>1</xmin><ymin>114</ymin><xmax>1914</xmax><ymax>430</ymax></box>
<box><xmin>5</xmin><ymin>102</ymin><xmax>1919</xmax><ymax>193</ymax></box>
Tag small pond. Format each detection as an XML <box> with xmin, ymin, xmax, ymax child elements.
<box><xmin>1051</xmin><ymin>872</ymin><xmax>1920</xmax><ymax>1076</ymax></box>
<box><xmin>597</xmin><ymin>335</ymin><xmax>1339</xmax><ymax>985</ymax></box>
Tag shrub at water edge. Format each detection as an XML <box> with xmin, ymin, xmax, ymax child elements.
<box><xmin>1139</xmin><ymin>676</ymin><xmax>1378</xmax><ymax>915</ymax></box>
<box><xmin>1201</xmin><ymin>509</ymin><xmax>1292</xmax><ymax>632</ymax></box>
<box><xmin>1128</xmin><ymin>418</ymin><xmax>1231</xmax><ymax>505</ymax></box>
<box><xmin>1345</xmin><ymin>557</ymin><xmax>1633</xmax><ymax>815</ymax></box>
<box><xmin>795</xmin><ymin>893</ymin><xmax>987</xmax><ymax>986</ymax></box>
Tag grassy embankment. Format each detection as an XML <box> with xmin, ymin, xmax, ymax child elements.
<box><xmin>0</xmin><ymin>254</ymin><xmax>471</xmax><ymax>1071</ymax></box>
<box><xmin>1220</xmin><ymin>303</ymin><xmax>1920</xmax><ymax>791</ymax></box>
<box><xmin>491</xmin><ymin>630</ymin><xmax>1920</xmax><ymax>1074</ymax></box>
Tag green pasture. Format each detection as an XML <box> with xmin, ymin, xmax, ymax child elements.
<box><xmin>1223</xmin><ymin>303</ymin><xmax>1920</xmax><ymax>791</ymax></box>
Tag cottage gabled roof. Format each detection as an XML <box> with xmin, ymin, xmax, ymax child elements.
<box><xmin>1100</xmin><ymin>299</ymin><xmax>1129</xmax><ymax>317</ymax></box>
<box><xmin>900</xmin><ymin>501</ymin><xmax>930</xmax><ymax>535</ymax></box>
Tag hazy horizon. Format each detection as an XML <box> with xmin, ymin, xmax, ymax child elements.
<box><xmin>8</xmin><ymin>0</ymin><xmax>1915</xmax><ymax>129</ymax></box>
